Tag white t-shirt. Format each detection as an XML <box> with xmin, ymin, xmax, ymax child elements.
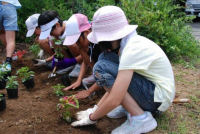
<box><xmin>119</xmin><ymin>31</ymin><xmax>175</xmax><ymax>112</ymax></box>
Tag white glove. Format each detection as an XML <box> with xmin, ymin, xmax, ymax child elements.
<box><xmin>76</xmin><ymin>105</ymin><xmax>98</xmax><ymax>120</ymax></box>
<box><xmin>71</xmin><ymin>114</ymin><xmax>96</xmax><ymax>127</ymax></box>
<box><xmin>34</xmin><ymin>59</ymin><xmax>46</xmax><ymax>66</ymax></box>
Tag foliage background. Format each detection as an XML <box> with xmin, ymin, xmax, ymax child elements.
<box><xmin>17</xmin><ymin>0</ymin><xmax>200</xmax><ymax>62</ymax></box>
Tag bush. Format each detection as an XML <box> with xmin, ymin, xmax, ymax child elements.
<box><xmin>17</xmin><ymin>0</ymin><xmax>200</xmax><ymax>62</ymax></box>
<box><xmin>121</xmin><ymin>0</ymin><xmax>200</xmax><ymax>61</ymax></box>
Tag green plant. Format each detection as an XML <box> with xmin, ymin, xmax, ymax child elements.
<box><xmin>52</xmin><ymin>84</ymin><xmax>65</xmax><ymax>97</ymax></box>
<box><xmin>17</xmin><ymin>67</ymin><xmax>35</xmax><ymax>83</ymax></box>
<box><xmin>0</xmin><ymin>70</ymin><xmax>7</xmax><ymax>81</ymax></box>
<box><xmin>29</xmin><ymin>43</ymin><xmax>41</xmax><ymax>58</ymax></box>
<box><xmin>121</xmin><ymin>0</ymin><xmax>200</xmax><ymax>62</ymax></box>
<box><xmin>0</xmin><ymin>93</ymin><xmax>4</xmax><ymax>101</ymax></box>
<box><xmin>57</xmin><ymin>95</ymin><xmax>79</xmax><ymax>122</ymax></box>
<box><xmin>6</xmin><ymin>76</ymin><xmax>19</xmax><ymax>89</ymax></box>
<box><xmin>55</xmin><ymin>47</ymin><xmax>64</xmax><ymax>59</ymax></box>
<box><xmin>54</xmin><ymin>39</ymin><xmax>63</xmax><ymax>45</ymax></box>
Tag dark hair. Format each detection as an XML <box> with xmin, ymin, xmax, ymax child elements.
<box><xmin>38</xmin><ymin>10</ymin><xmax>63</xmax><ymax>27</ymax></box>
<box><xmin>88</xmin><ymin>43</ymin><xmax>102</xmax><ymax>63</ymax></box>
<box><xmin>98</xmin><ymin>41</ymin><xmax>113</xmax><ymax>52</ymax></box>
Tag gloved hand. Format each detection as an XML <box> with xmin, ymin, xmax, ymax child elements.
<box><xmin>34</xmin><ymin>59</ymin><xmax>46</xmax><ymax>66</ymax></box>
<box><xmin>71</xmin><ymin>114</ymin><xmax>96</xmax><ymax>127</ymax></box>
<box><xmin>76</xmin><ymin>105</ymin><xmax>98</xmax><ymax>120</ymax></box>
<box><xmin>52</xmin><ymin>57</ymin><xmax>77</xmax><ymax>69</ymax></box>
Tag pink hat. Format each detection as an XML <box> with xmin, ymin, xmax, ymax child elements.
<box><xmin>87</xmin><ymin>6</ymin><xmax>138</xmax><ymax>44</ymax></box>
<box><xmin>63</xmin><ymin>14</ymin><xmax>91</xmax><ymax>46</ymax></box>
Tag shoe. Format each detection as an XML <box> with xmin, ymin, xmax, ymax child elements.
<box><xmin>111</xmin><ymin>112</ymin><xmax>157</xmax><ymax>134</ymax></box>
<box><xmin>69</xmin><ymin>64</ymin><xmax>80</xmax><ymax>77</ymax></box>
<box><xmin>107</xmin><ymin>105</ymin><xmax>127</xmax><ymax>119</ymax></box>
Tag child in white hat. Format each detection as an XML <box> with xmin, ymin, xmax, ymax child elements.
<box><xmin>71</xmin><ymin>6</ymin><xmax>175</xmax><ymax>134</ymax></box>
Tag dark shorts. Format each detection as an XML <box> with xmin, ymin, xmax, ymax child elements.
<box><xmin>93</xmin><ymin>52</ymin><xmax>161</xmax><ymax>113</ymax></box>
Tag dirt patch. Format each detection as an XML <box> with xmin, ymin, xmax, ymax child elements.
<box><xmin>0</xmin><ymin>44</ymin><xmax>199</xmax><ymax>134</ymax></box>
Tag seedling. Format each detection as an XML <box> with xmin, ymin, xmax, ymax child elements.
<box><xmin>57</xmin><ymin>95</ymin><xmax>79</xmax><ymax>123</ymax></box>
<box><xmin>54</xmin><ymin>39</ymin><xmax>62</xmax><ymax>45</ymax></box>
<box><xmin>6</xmin><ymin>76</ymin><xmax>18</xmax><ymax>89</ymax></box>
<box><xmin>29</xmin><ymin>43</ymin><xmax>40</xmax><ymax>58</ymax></box>
<box><xmin>0</xmin><ymin>93</ymin><xmax>4</xmax><ymax>101</ymax></box>
<box><xmin>6</xmin><ymin>76</ymin><xmax>18</xmax><ymax>98</ymax></box>
<box><xmin>52</xmin><ymin>84</ymin><xmax>65</xmax><ymax>97</ymax></box>
<box><xmin>0</xmin><ymin>93</ymin><xmax>6</xmax><ymax>111</ymax></box>
<box><xmin>54</xmin><ymin>47</ymin><xmax>64</xmax><ymax>60</ymax></box>
<box><xmin>17</xmin><ymin>67</ymin><xmax>35</xmax><ymax>83</ymax></box>
<box><xmin>0</xmin><ymin>68</ymin><xmax>7</xmax><ymax>89</ymax></box>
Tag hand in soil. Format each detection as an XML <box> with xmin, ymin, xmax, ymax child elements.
<box><xmin>75</xmin><ymin>90</ymin><xmax>91</xmax><ymax>99</ymax></box>
<box><xmin>63</xmin><ymin>80</ymin><xmax>81</xmax><ymax>91</ymax></box>
<box><xmin>71</xmin><ymin>115</ymin><xmax>96</xmax><ymax>127</ymax></box>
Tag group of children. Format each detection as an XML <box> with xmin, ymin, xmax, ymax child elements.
<box><xmin>24</xmin><ymin>5</ymin><xmax>175</xmax><ymax>134</ymax></box>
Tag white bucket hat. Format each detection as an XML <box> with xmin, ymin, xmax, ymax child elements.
<box><xmin>25</xmin><ymin>14</ymin><xmax>40</xmax><ymax>37</ymax></box>
<box><xmin>87</xmin><ymin>6</ymin><xmax>138</xmax><ymax>44</ymax></box>
<box><xmin>39</xmin><ymin>18</ymin><xmax>59</xmax><ymax>40</ymax></box>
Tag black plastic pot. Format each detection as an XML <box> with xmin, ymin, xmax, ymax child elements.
<box><xmin>0</xmin><ymin>79</ymin><xmax>6</xmax><ymax>90</ymax></box>
<box><xmin>61</xmin><ymin>74</ymin><xmax>71</xmax><ymax>86</ymax></box>
<box><xmin>6</xmin><ymin>87</ymin><xmax>18</xmax><ymax>98</ymax></box>
<box><xmin>23</xmin><ymin>77</ymin><xmax>35</xmax><ymax>89</ymax></box>
<box><xmin>0</xmin><ymin>93</ymin><xmax>6</xmax><ymax>111</ymax></box>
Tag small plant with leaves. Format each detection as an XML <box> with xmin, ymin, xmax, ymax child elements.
<box><xmin>17</xmin><ymin>67</ymin><xmax>35</xmax><ymax>83</ymax></box>
<box><xmin>6</xmin><ymin>76</ymin><xmax>19</xmax><ymax>98</ymax></box>
<box><xmin>0</xmin><ymin>93</ymin><xmax>6</xmax><ymax>111</ymax></box>
<box><xmin>57</xmin><ymin>95</ymin><xmax>79</xmax><ymax>123</ymax></box>
<box><xmin>54</xmin><ymin>39</ymin><xmax>63</xmax><ymax>45</ymax></box>
<box><xmin>0</xmin><ymin>70</ymin><xmax>7</xmax><ymax>89</ymax></box>
<box><xmin>52</xmin><ymin>84</ymin><xmax>65</xmax><ymax>97</ymax></box>
<box><xmin>29</xmin><ymin>43</ymin><xmax>40</xmax><ymax>58</ymax></box>
<box><xmin>6</xmin><ymin>76</ymin><xmax>18</xmax><ymax>89</ymax></box>
<box><xmin>55</xmin><ymin>47</ymin><xmax>64</xmax><ymax>59</ymax></box>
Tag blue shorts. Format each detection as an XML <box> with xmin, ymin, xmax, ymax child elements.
<box><xmin>0</xmin><ymin>2</ymin><xmax>19</xmax><ymax>31</ymax></box>
<box><xmin>93</xmin><ymin>52</ymin><xmax>161</xmax><ymax>113</ymax></box>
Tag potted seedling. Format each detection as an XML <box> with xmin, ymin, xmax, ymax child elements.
<box><xmin>0</xmin><ymin>93</ymin><xmax>6</xmax><ymax>111</ymax></box>
<box><xmin>6</xmin><ymin>76</ymin><xmax>18</xmax><ymax>98</ymax></box>
<box><xmin>54</xmin><ymin>39</ymin><xmax>63</xmax><ymax>45</ymax></box>
<box><xmin>0</xmin><ymin>70</ymin><xmax>7</xmax><ymax>90</ymax></box>
<box><xmin>17</xmin><ymin>67</ymin><xmax>35</xmax><ymax>89</ymax></box>
<box><xmin>52</xmin><ymin>84</ymin><xmax>65</xmax><ymax>97</ymax></box>
<box><xmin>57</xmin><ymin>95</ymin><xmax>79</xmax><ymax>123</ymax></box>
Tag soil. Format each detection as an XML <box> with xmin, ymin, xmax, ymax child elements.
<box><xmin>0</xmin><ymin>43</ymin><xmax>199</xmax><ymax>134</ymax></box>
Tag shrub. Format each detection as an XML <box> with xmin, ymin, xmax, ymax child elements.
<box><xmin>121</xmin><ymin>0</ymin><xmax>200</xmax><ymax>61</ymax></box>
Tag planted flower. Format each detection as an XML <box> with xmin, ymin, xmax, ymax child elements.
<box><xmin>52</xmin><ymin>84</ymin><xmax>65</xmax><ymax>97</ymax></box>
<box><xmin>0</xmin><ymin>93</ymin><xmax>6</xmax><ymax>111</ymax></box>
<box><xmin>17</xmin><ymin>67</ymin><xmax>35</xmax><ymax>89</ymax></box>
<box><xmin>57</xmin><ymin>95</ymin><xmax>79</xmax><ymax>123</ymax></box>
<box><xmin>6</xmin><ymin>76</ymin><xmax>19</xmax><ymax>98</ymax></box>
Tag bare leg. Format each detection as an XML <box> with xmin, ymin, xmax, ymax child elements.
<box><xmin>5</xmin><ymin>31</ymin><xmax>15</xmax><ymax>57</ymax></box>
<box><xmin>121</xmin><ymin>92</ymin><xmax>144</xmax><ymax>116</ymax></box>
<box><xmin>105</xmin><ymin>87</ymin><xmax>144</xmax><ymax>116</ymax></box>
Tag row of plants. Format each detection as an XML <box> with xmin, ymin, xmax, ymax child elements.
<box><xmin>0</xmin><ymin>66</ymin><xmax>35</xmax><ymax>111</ymax></box>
